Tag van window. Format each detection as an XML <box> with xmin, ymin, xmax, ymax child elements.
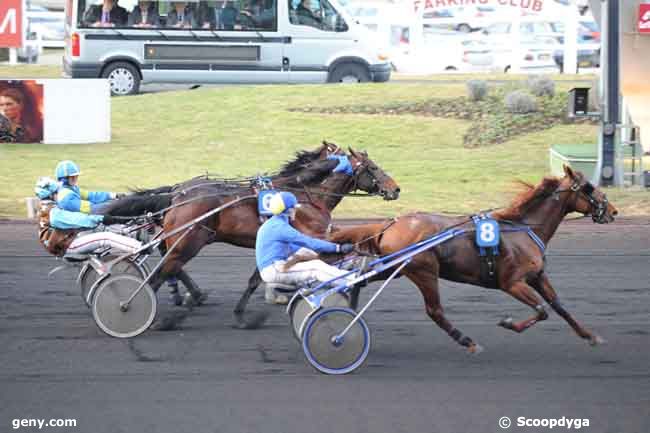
<box><xmin>289</xmin><ymin>0</ymin><xmax>347</xmax><ymax>32</ymax></box>
<box><xmin>77</xmin><ymin>0</ymin><xmax>277</xmax><ymax>31</ymax></box>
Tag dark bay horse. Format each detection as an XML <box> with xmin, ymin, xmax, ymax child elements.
<box><xmin>106</xmin><ymin>143</ymin><xmax>401</xmax><ymax>328</ymax></box>
<box><xmin>328</xmin><ymin>166</ymin><xmax>617</xmax><ymax>353</ymax></box>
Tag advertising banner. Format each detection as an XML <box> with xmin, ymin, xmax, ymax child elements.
<box><xmin>639</xmin><ymin>4</ymin><xmax>650</xmax><ymax>34</ymax></box>
<box><xmin>0</xmin><ymin>0</ymin><xmax>23</xmax><ymax>48</ymax></box>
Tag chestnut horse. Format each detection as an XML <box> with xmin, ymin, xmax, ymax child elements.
<box><xmin>106</xmin><ymin>143</ymin><xmax>401</xmax><ymax>327</ymax></box>
<box><xmin>328</xmin><ymin>166</ymin><xmax>617</xmax><ymax>353</ymax></box>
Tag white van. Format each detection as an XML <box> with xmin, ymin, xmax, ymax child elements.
<box><xmin>63</xmin><ymin>0</ymin><xmax>391</xmax><ymax>95</ymax></box>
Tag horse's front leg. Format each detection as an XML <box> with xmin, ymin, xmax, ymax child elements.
<box><xmin>498</xmin><ymin>281</ymin><xmax>548</xmax><ymax>333</ymax></box>
<box><xmin>232</xmin><ymin>267</ymin><xmax>269</xmax><ymax>330</ymax></box>
<box><xmin>533</xmin><ymin>272</ymin><xmax>604</xmax><ymax>346</ymax></box>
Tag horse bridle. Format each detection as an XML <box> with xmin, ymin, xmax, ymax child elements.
<box><xmin>554</xmin><ymin>178</ymin><xmax>609</xmax><ymax>223</ymax></box>
<box><xmin>349</xmin><ymin>158</ymin><xmax>382</xmax><ymax>196</ymax></box>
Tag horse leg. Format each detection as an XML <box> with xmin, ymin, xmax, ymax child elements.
<box><xmin>498</xmin><ymin>281</ymin><xmax>548</xmax><ymax>333</ymax></box>
<box><xmin>405</xmin><ymin>267</ymin><xmax>483</xmax><ymax>354</ymax></box>
<box><xmin>177</xmin><ymin>269</ymin><xmax>208</xmax><ymax>307</ymax></box>
<box><xmin>232</xmin><ymin>268</ymin><xmax>269</xmax><ymax>330</ymax></box>
<box><xmin>157</xmin><ymin>243</ymin><xmax>183</xmax><ymax>306</ymax></box>
<box><xmin>533</xmin><ymin>273</ymin><xmax>604</xmax><ymax>346</ymax></box>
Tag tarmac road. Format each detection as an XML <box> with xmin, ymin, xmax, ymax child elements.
<box><xmin>0</xmin><ymin>219</ymin><xmax>648</xmax><ymax>433</ymax></box>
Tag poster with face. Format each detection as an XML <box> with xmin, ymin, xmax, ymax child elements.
<box><xmin>0</xmin><ymin>80</ymin><xmax>44</xmax><ymax>143</ymax></box>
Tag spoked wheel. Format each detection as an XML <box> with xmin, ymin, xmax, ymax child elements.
<box><xmin>79</xmin><ymin>256</ymin><xmax>147</xmax><ymax>307</ymax></box>
<box><xmin>302</xmin><ymin>307</ymin><xmax>370</xmax><ymax>375</ymax></box>
<box><xmin>92</xmin><ymin>274</ymin><xmax>156</xmax><ymax>338</ymax></box>
<box><xmin>289</xmin><ymin>292</ymin><xmax>349</xmax><ymax>341</ymax></box>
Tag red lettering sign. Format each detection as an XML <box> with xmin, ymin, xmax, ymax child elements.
<box><xmin>414</xmin><ymin>0</ymin><xmax>544</xmax><ymax>13</ymax></box>
<box><xmin>639</xmin><ymin>4</ymin><xmax>650</xmax><ymax>34</ymax></box>
<box><xmin>0</xmin><ymin>0</ymin><xmax>22</xmax><ymax>48</ymax></box>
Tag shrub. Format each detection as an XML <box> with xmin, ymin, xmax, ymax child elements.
<box><xmin>527</xmin><ymin>75</ymin><xmax>555</xmax><ymax>97</ymax></box>
<box><xmin>504</xmin><ymin>90</ymin><xmax>538</xmax><ymax>114</ymax></box>
<box><xmin>466</xmin><ymin>80</ymin><xmax>488</xmax><ymax>101</ymax></box>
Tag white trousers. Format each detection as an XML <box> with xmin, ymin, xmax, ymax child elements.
<box><xmin>67</xmin><ymin>231</ymin><xmax>142</xmax><ymax>255</ymax></box>
<box><xmin>260</xmin><ymin>248</ymin><xmax>353</xmax><ymax>287</ymax></box>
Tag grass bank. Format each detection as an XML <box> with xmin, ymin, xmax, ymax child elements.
<box><xmin>0</xmin><ymin>65</ymin><xmax>646</xmax><ymax>218</ymax></box>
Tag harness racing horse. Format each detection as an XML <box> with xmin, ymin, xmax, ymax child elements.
<box><xmin>328</xmin><ymin>166</ymin><xmax>617</xmax><ymax>353</ymax></box>
<box><xmin>105</xmin><ymin>143</ymin><xmax>400</xmax><ymax>328</ymax></box>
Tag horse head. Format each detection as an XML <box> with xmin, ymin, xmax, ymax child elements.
<box><xmin>348</xmin><ymin>146</ymin><xmax>401</xmax><ymax>201</ymax></box>
<box><xmin>560</xmin><ymin>165</ymin><xmax>618</xmax><ymax>224</ymax></box>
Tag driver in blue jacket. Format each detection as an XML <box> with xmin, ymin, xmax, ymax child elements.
<box><xmin>256</xmin><ymin>192</ymin><xmax>355</xmax><ymax>297</ymax></box>
<box><xmin>54</xmin><ymin>160</ymin><xmax>122</xmax><ymax>214</ymax></box>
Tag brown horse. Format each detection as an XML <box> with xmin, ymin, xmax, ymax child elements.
<box><xmin>328</xmin><ymin>166</ymin><xmax>617</xmax><ymax>353</ymax></box>
<box><xmin>106</xmin><ymin>142</ymin><xmax>401</xmax><ymax>328</ymax></box>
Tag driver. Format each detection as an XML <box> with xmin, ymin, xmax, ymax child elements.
<box><xmin>35</xmin><ymin>177</ymin><xmax>139</xmax><ymax>257</ymax></box>
<box><xmin>255</xmin><ymin>191</ymin><xmax>355</xmax><ymax>291</ymax></box>
<box><xmin>54</xmin><ymin>160</ymin><xmax>123</xmax><ymax>215</ymax></box>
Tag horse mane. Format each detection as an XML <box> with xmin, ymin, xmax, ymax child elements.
<box><xmin>492</xmin><ymin>177</ymin><xmax>561</xmax><ymax>221</ymax></box>
<box><xmin>277</xmin><ymin>148</ymin><xmax>325</xmax><ymax>178</ymax></box>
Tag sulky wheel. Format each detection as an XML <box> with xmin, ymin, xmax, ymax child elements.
<box><xmin>79</xmin><ymin>256</ymin><xmax>147</xmax><ymax>307</ymax></box>
<box><xmin>302</xmin><ymin>307</ymin><xmax>370</xmax><ymax>375</ymax></box>
<box><xmin>289</xmin><ymin>292</ymin><xmax>349</xmax><ymax>341</ymax></box>
<box><xmin>92</xmin><ymin>274</ymin><xmax>156</xmax><ymax>339</ymax></box>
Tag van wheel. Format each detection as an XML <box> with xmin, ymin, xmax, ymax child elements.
<box><xmin>328</xmin><ymin>63</ymin><xmax>370</xmax><ymax>84</ymax></box>
<box><xmin>102</xmin><ymin>62</ymin><xmax>141</xmax><ymax>96</ymax></box>
<box><xmin>457</xmin><ymin>23</ymin><xmax>471</xmax><ymax>33</ymax></box>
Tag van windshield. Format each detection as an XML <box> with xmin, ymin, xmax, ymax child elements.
<box><xmin>76</xmin><ymin>0</ymin><xmax>278</xmax><ymax>31</ymax></box>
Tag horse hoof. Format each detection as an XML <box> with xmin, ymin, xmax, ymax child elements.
<box><xmin>170</xmin><ymin>293</ymin><xmax>183</xmax><ymax>307</ymax></box>
<box><xmin>589</xmin><ymin>335</ymin><xmax>606</xmax><ymax>346</ymax></box>
<box><xmin>498</xmin><ymin>317</ymin><xmax>513</xmax><ymax>329</ymax></box>
<box><xmin>232</xmin><ymin>311</ymin><xmax>269</xmax><ymax>330</ymax></box>
<box><xmin>183</xmin><ymin>292</ymin><xmax>207</xmax><ymax>308</ymax></box>
<box><xmin>467</xmin><ymin>343</ymin><xmax>484</xmax><ymax>355</ymax></box>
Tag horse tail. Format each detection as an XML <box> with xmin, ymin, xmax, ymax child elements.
<box><xmin>103</xmin><ymin>194</ymin><xmax>172</xmax><ymax>217</ymax></box>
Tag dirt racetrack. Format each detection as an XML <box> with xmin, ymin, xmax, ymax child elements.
<box><xmin>0</xmin><ymin>219</ymin><xmax>648</xmax><ymax>433</ymax></box>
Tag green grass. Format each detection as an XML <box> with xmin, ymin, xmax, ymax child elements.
<box><xmin>1</xmin><ymin>67</ymin><xmax>647</xmax><ymax>219</ymax></box>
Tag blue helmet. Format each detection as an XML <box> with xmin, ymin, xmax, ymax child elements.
<box><xmin>269</xmin><ymin>192</ymin><xmax>300</xmax><ymax>215</ymax></box>
<box><xmin>55</xmin><ymin>160</ymin><xmax>81</xmax><ymax>180</ymax></box>
<box><xmin>34</xmin><ymin>177</ymin><xmax>59</xmax><ymax>200</ymax></box>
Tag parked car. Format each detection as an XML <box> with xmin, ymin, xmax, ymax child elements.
<box><xmin>392</xmin><ymin>35</ymin><xmax>493</xmax><ymax>73</ymax></box>
<box><xmin>27</xmin><ymin>5</ymin><xmax>65</xmax><ymax>48</ymax></box>
<box><xmin>490</xmin><ymin>36</ymin><xmax>559</xmax><ymax>73</ymax></box>
<box><xmin>422</xmin><ymin>5</ymin><xmax>496</xmax><ymax>33</ymax></box>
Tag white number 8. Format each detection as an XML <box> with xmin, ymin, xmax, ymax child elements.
<box><xmin>479</xmin><ymin>223</ymin><xmax>496</xmax><ymax>243</ymax></box>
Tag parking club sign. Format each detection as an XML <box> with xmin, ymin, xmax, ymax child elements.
<box><xmin>639</xmin><ymin>4</ymin><xmax>650</xmax><ymax>34</ymax></box>
<box><xmin>0</xmin><ymin>0</ymin><xmax>23</xmax><ymax>48</ymax></box>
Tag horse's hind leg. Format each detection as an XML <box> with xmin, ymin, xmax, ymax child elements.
<box><xmin>499</xmin><ymin>281</ymin><xmax>548</xmax><ymax>333</ymax></box>
<box><xmin>406</xmin><ymin>266</ymin><xmax>483</xmax><ymax>354</ymax></box>
<box><xmin>533</xmin><ymin>273</ymin><xmax>604</xmax><ymax>346</ymax></box>
<box><xmin>233</xmin><ymin>268</ymin><xmax>268</xmax><ymax>330</ymax></box>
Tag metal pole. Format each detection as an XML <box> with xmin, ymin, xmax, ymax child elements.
<box><xmin>600</xmin><ymin>0</ymin><xmax>620</xmax><ymax>186</ymax></box>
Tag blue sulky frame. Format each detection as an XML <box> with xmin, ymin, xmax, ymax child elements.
<box><xmin>288</xmin><ymin>227</ymin><xmax>467</xmax><ymax>375</ymax></box>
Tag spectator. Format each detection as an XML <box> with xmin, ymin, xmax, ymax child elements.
<box><xmin>83</xmin><ymin>0</ymin><xmax>128</xmax><ymax>27</ymax></box>
<box><xmin>221</xmin><ymin>1</ymin><xmax>239</xmax><ymax>30</ymax></box>
<box><xmin>128</xmin><ymin>1</ymin><xmax>160</xmax><ymax>27</ymax></box>
<box><xmin>196</xmin><ymin>1</ymin><xmax>216</xmax><ymax>29</ymax></box>
<box><xmin>166</xmin><ymin>2</ymin><xmax>196</xmax><ymax>28</ymax></box>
